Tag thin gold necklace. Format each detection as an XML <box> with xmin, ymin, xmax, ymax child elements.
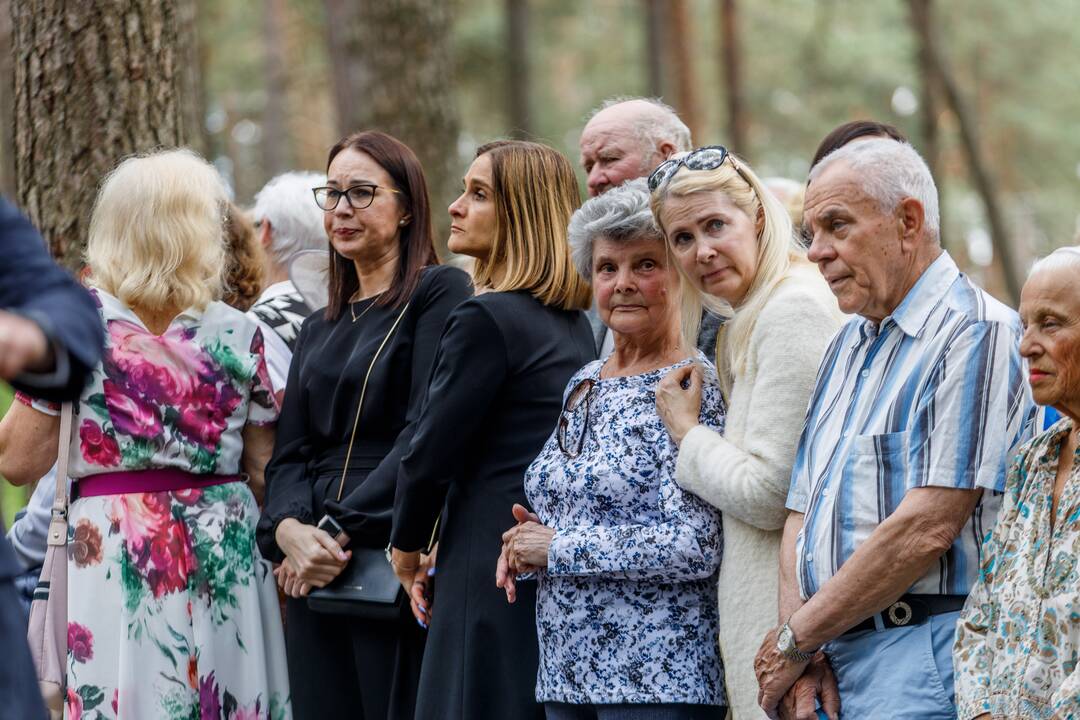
<box><xmin>350</xmin><ymin>292</ymin><xmax>384</xmax><ymax>323</ymax></box>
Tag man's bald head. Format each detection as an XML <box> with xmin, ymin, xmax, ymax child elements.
<box><xmin>579</xmin><ymin>97</ymin><xmax>692</xmax><ymax>197</ymax></box>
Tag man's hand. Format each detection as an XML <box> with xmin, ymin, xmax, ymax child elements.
<box><xmin>0</xmin><ymin>310</ymin><xmax>53</xmax><ymax>379</ymax></box>
<box><xmin>779</xmin><ymin>652</ymin><xmax>839</xmax><ymax>720</ymax></box>
<box><xmin>755</xmin><ymin>627</ymin><xmax>811</xmax><ymax>719</ymax></box>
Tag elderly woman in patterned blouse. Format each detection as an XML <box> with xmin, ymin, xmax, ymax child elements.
<box><xmin>495</xmin><ymin>179</ymin><xmax>726</xmax><ymax>720</ymax></box>
<box><xmin>954</xmin><ymin>245</ymin><xmax>1080</xmax><ymax>720</ymax></box>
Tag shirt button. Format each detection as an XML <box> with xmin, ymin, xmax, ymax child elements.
<box><xmin>860</xmin><ymin>369</ymin><xmax>870</xmax><ymax>378</ymax></box>
<box><xmin>806</xmin><ymin>554</ymin><xmax>814</xmax><ymax>563</ymax></box>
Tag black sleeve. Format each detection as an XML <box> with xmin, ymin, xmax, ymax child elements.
<box><xmin>0</xmin><ymin>198</ymin><xmax>103</xmax><ymax>401</ymax></box>
<box><xmin>325</xmin><ymin>266</ymin><xmax>473</xmax><ymax>543</ymax></box>
<box><xmin>256</xmin><ymin>319</ymin><xmax>315</xmax><ymax>562</ymax></box>
<box><xmin>390</xmin><ymin>300</ymin><xmax>509</xmax><ymax>551</ymax></box>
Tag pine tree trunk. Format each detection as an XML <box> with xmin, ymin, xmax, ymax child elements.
<box><xmin>666</xmin><ymin>0</ymin><xmax>702</xmax><ymax>142</ymax></box>
<box><xmin>505</xmin><ymin>0</ymin><xmax>530</xmax><ymax>139</ymax></box>
<box><xmin>12</xmin><ymin>0</ymin><xmax>189</xmax><ymax>268</ymax></box>
<box><xmin>719</xmin><ymin>0</ymin><xmax>748</xmax><ymax>155</ymax></box>
<box><xmin>262</xmin><ymin>0</ymin><xmax>290</xmax><ymax>176</ymax></box>
<box><xmin>327</xmin><ymin>0</ymin><xmax>460</xmax><ymax>254</ymax></box>
<box><xmin>0</xmin><ymin>0</ymin><xmax>16</xmax><ymax>197</ymax></box>
<box><xmin>642</xmin><ymin>0</ymin><xmax>666</xmax><ymax>98</ymax></box>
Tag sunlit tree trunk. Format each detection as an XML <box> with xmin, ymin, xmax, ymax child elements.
<box><xmin>12</xmin><ymin>0</ymin><xmax>188</xmax><ymax>268</ymax></box>
<box><xmin>908</xmin><ymin>0</ymin><xmax>1020</xmax><ymax>303</ymax></box>
<box><xmin>666</xmin><ymin>0</ymin><xmax>702</xmax><ymax>142</ymax></box>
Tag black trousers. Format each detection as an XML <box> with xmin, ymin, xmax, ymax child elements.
<box><xmin>0</xmin><ymin>579</ymin><xmax>47</xmax><ymax>720</ymax></box>
<box><xmin>284</xmin><ymin>596</ymin><xmax>425</xmax><ymax>720</ymax></box>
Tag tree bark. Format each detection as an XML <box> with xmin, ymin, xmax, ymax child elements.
<box><xmin>262</xmin><ymin>0</ymin><xmax>290</xmax><ymax>176</ymax></box>
<box><xmin>643</xmin><ymin>0</ymin><xmax>666</xmax><ymax>98</ymax></box>
<box><xmin>666</xmin><ymin>0</ymin><xmax>702</xmax><ymax>142</ymax></box>
<box><xmin>12</xmin><ymin>0</ymin><xmax>189</xmax><ymax>268</ymax></box>
<box><xmin>176</xmin><ymin>0</ymin><xmax>207</xmax><ymax>156</ymax></box>
<box><xmin>326</xmin><ymin>0</ymin><xmax>460</xmax><ymax>254</ymax></box>
<box><xmin>907</xmin><ymin>0</ymin><xmax>1021</xmax><ymax>304</ymax></box>
<box><xmin>0</xmin><ymin>0</ymin><xmax>15</xmax><ymax>197</ymax></box>
<box><xmin>719</xmin><ymin>0</ymin><xmax>748</xmax><ymax>154</ymax></box>
<box><xmin>505</xmin><ymin>0</ymin><xmax>530</xmax><ymax>139</ymax></box>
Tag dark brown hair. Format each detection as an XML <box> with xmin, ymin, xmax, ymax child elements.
<box><xmin>223</xmin><ymin>202</ymin><xmax>265</xmax><ymax>312</ymax></box>
<box><xmin>809</xmin><ymin>120</ymin><xmax>908</xmax><ymax>170</ymax></box>
<box><xmin>324</xmin><ymin>131</ymin><xmax>438</xmax><ymax>320</ymax></box>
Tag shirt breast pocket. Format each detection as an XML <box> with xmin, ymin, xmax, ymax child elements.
<box><xmin>842</xmin><ymin>431</ymin><xmax>911</xmax><ymax>531</ymax></box>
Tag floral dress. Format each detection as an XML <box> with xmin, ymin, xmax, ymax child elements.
<box><xmin>954</xmin><ymin>417</ymin><xmax>1080</xmax><ymax>719</ymax></box>
<box><xmin>21</xmin><ymin>289</ymin><xmax>291</xmax><ymax>720</ymax></box>
<box><xmin>524</xmin><ymin>353</ymin><xmax>726</xmax><ymax>706</ymax></box>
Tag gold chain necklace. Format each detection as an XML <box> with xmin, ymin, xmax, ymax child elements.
<box><xmin>350</xmin><ymin>292</ymin><xmax>384</xmax><ymax>323</ymax></box>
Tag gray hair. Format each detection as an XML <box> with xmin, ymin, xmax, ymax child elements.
<box><xmin>589</xmin><ymin>96</ymin><xmax>693</xmax><ymax>158</ymax></box>
<box><xmin>251</xmin><ymin>171</ymin><xmax>327</xmax><ymax>266</ymax></box>
<box><xmin>1029</xmin><ymin>245</ymin><xmax>1080</xmax><ymax>278</ymax></box>
<box><xmin>567</xmin><ymin>178</ymin><xmax>661</xmax><ymax>281</ymax></box>
<box><xmin>809</xmin><ymin>138</ymin><xmax>940</xmax><ymax>242</ymax></box>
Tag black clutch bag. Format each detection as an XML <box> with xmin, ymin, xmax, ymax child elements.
<box><xmin>306</xmin><ymin>547</ymin><xmax>405</xmax><ymax>619</ymax></box>
<box><xmin>306</xmin><ymin>302</ymin><xmax>410</xmax><ymax>620</ymax></box>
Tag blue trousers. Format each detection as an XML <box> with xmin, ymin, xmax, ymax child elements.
<box><xmin>824</xmin><ymin>610</ymin><xmax>960</xmax><ymax>719</ymax></box>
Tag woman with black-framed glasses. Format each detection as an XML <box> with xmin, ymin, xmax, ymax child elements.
<box><xmin>255</xmin><ymin>130</ymin><xmax>472</xmax><ymax>719</ymax></box>
<box><xmin>496</xmin><ymin>179</ymin><xmax>727</xmax><ymax>720</ymax></box>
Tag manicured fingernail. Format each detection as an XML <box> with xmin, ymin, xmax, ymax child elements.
<box><xmin>417</xmin><ymin>619</ymin><xmax>427</xmax><ymax>629</ymax></box>
<box><xmin>418</xmin><ymin>603</ymin><xmax>426</xmax><ymax>612</ymax></box>
<box><xmin>427</xmin><ymin>567</ymin><xmax>436</xmax><ymax>576</ymax></box>
<box><xmin>338</xmin><ymin>552</ymin><xmax>348</xmax><ymax>561</ymax></box>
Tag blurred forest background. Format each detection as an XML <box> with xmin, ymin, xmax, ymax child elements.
<box><xmin>2</xmin><ymin>0</ymin><xmax>1080</xmax><ymax>519</ymax></box>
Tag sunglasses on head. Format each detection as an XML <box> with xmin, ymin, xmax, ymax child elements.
<box><xmin>647</xmin><ymin>145</ymin><xmax>754</xmax><ymax>192</ymax></box>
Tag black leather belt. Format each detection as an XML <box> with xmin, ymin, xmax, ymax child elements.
<box><xmin>841</xmin><ymin>594</ymin><xmax>966</xmax><ymax>636</ymax></box>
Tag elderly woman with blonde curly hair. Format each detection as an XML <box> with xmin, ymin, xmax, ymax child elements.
<box><xmin>649</xmin><ymin>147</ymin><xmax>844</xmax><ymax>718</ymax></box>
<box><xmin>0</xmin><ymin>149</ymin><xmax>291</xmax><ymax>718</ymax></box>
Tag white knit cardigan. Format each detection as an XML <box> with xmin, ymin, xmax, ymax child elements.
<box><xmin>676</xmin><ymin>263</ymin><xmax>844</xmax><ymax>719</ymax></box>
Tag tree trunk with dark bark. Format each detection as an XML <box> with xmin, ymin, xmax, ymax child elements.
<box><xmin>643</xmin><ymin>0</ymin><xmax>666</xmax><ymax>98</ymax></box>
<box><xmin>505</xmin><ymin>0</ymin><xmax>530</xmax><ymax>139</ymax></box>
<box><xmin>0</xmin><ymin>0</ymin><xmax>15</xmax><ymax>197</ymax></box>
<box><xmin>907</xmin><ymin>0</ymin><xmax>1020</xmax><ymax>304</ymax></box>
<box><xmin>12</xmin><ymin>0</ymin><xmax>189</xmax><ymax>268</ymax></box>
<box><xmin>325</xmin><ymin>0</ymin><xmax>460</xmax><ymax>254</ymax></box>
<box><xmin>719</xmin><ymin>0</ymin><xmax>748</xmax><ymax>154</ymax></box>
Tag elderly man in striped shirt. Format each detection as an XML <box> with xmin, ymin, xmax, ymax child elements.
<box><xmin>754</xmin><ymin>138</ymin><xmax>1035</xmax><ymax>720</ymax></box>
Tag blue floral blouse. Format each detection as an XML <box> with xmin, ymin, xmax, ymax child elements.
<box><xmin>524</xmin><ymin>353</ymin><xmax>726</xmax><ymax>706</ymax></box>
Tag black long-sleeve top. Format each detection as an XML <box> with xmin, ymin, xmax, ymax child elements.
<box><xmin>256</xmin><ymin>264</ymin><xmax>472</xmax><ymax>562</ymax></box>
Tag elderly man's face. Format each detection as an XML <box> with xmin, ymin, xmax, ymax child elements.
<box><xmin>1019</xmin><ymin>265</ymin><xmax>1080</xmax><ymax>413</ymax></box>
<box><xmin>580</xmin><ymin>119</ymin><xmax>662</xmax><ymax>198</ymax></box>
<box><xmin>804</xmin><ymin>163</ymin><xmax>911</xmax><ymax>323</ymax></box>
<box><xmin>592</xmin><ymin>234</ymin><xmax>681</xmax><ymax>338</ymax></box>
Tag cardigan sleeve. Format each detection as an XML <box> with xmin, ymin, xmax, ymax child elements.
<box><xmin>675</xmin><ymin>282</ymin><xmax>840</xmax><ymax>530</ymax></box>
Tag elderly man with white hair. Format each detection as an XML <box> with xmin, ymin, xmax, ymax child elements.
<box><xmin>247</xmin><ymin>171</ymin><xmax>327</xmax><ymax>391</ymax></box>
<box><xmin>753</xmin><ymin>138</ymin><xmax>1034</xmax><ymax>719</ymax></box>
<box><xmin>953</xmin><ymin>245</ymin><xmax>1080</xmax><ymax>720</ymax></box>
<box><xmin>579</xmin><ymin>96</ymin><xmax>721</xmax><ymax>358</ymax></box>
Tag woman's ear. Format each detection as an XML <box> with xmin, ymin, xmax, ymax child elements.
<box><xmin>399</xmin><ymin>214</ymin><xmax>412</xmax><ymax>227</ymax></box>
<box><xmin>755</xmin><ymin>205</ymin><xmax>765</xmax><ymax>237</ymax></box>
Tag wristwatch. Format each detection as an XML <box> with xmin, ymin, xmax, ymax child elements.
<box><xmin>776</xmin><ymin>620</ymin><xmax>814</xmax><ymax>663</ymax></box>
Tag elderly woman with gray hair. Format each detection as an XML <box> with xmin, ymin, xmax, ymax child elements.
<box><xmin>496</xmin><ymin>179</ymin><xmax>727</xmax><ymax>719</ymax></box>
<box><xmin>954</xmin><ymin>246</ymin><xmax>1080</xmax><ymax>720</ymax></box>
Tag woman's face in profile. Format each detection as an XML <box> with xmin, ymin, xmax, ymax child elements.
<box><xmin>323</xmin><ymin>147</ymin><xmax>407</xmax><ymax>262</ymax></box>
<box><xmin>591</xmin><ymin>234</ymin><xmax>680</xmax><ymax>339</ymax></box>
<box><xmin>448</xmin><ymin>153</ymin><xmax>497</xmax><ymax>260</ymax></box>
<box><xmin>1019</xmin><ymin>265</ymin><xmax>1080</xmax><ymax>413</ymax></box>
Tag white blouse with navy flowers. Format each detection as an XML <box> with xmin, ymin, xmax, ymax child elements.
<box><xmin>524</xmin><ymin>352</ymin><xmax>726</xmax><ymax>706</ymax></box>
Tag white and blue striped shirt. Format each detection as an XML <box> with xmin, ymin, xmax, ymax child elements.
<box><xmin>786</xmin><ymin>252</ymin><xmax>1035</xmax><ymax>599</ymax></box>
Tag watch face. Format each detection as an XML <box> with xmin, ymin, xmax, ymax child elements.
<box><xmin>777</xmin><ymin>624</ymin><xmax>793</xmax><ymax>652</ymax></box>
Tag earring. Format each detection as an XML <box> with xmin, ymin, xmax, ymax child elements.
<box><xmin>399</xmin><ymin>219</ymin><xmax>408</xmax><ymax>226</ymax></box>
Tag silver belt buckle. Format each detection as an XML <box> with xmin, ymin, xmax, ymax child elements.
<box><xmin>887</xmin><ymin>600</ymin><xmax>913</xmax><ymax>626</ymax></box>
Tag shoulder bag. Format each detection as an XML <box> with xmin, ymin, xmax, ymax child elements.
<box><xmin>307</xmin><ymin>303</ymin><xmax>410</xmax><ymax>619</ymax></box>
<box><xmin>26</xmin><ymin>402</ymin><xmax>73</xmax><ymax>720</ymax></box>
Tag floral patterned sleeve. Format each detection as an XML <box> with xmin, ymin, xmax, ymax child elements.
<box><xmin>245</xmin><ymin>326</ymin><xmax>280</xmax><ymax>426</ymax></box>
<box><xmin>953</xmin><ymin>448</ymin><xmax>1026</xmax><ymax>720</ymax></box>
<box><xmin>546</xmin><ymin>383</ymin><xmax>723</xmax><ymax>582</ymax></box>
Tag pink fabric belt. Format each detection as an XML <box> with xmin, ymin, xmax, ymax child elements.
<box><xmin>76</xmin><ymin>468</ymin><xmax>241</xmax><ymax>498</ymax></box>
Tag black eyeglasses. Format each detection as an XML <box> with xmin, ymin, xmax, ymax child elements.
<box><xmin>556</xmin><ymin>377</ymin><xmax>596</xmax><ymax>458</ymax></box>
<box><xmin>312</xmin><ymin>184</ymin><xmax>402</xmax><ymax>211</ymax></box>
<box><xmin>646</xmin><ymin>145</ymin><xmax>755</xmax><ymax>192</ymax></box>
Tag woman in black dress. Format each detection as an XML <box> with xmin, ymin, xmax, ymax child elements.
<box><xmin>256</xmin><ymin>131</ymin><xmax>472</xmax><ymax>719</ymax></box>
<box><xmin>390</xmin><ymin>140</ymin><xmax>597</xmax><ymax>720</ymax></box>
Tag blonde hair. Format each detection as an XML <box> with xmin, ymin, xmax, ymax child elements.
<box><xmin>86</xmin><ymin>148</ymin><xmax>228</xmax><ymax>311</ymax></box>
<box><xmin>651</xmin><ymin>153</ymin><xmax>808</xmax><ymax>385</ymax></box>
<box><xmin>472</xmin><ymin>141</ymin><xmax>592</xmax><ymax>311</ymax></box>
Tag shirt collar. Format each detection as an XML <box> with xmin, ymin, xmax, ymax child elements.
<box><xmin>855</xmin><ymin>251</ymin><xmax>958</xmax><ymax>343</ymax></box>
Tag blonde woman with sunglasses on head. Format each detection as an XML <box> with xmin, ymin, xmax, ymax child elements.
<box><xmin>650</xmin><ymin>147</ymin><xmax>844</xmax><ymax>719</ymax></box>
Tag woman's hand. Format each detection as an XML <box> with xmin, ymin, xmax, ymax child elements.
<box><xmin>655</xmin><ymin>363</ymin><xmax>703</xmax><ymax>445</ymax></box>
<box><xmin>408</xmin><ymin>545</ymin><xmax>438</xmax><ymax>628</ymax></box>
<box><xmin>274</xmin><ymin>557</ymin><xmax>313</xmax><ymax>598</ymax></box>
<box><xmin>391</xmin><ymin>547</ymin><xmax>423</xmax><ymax>595</ymax></box>
<box><xmin>274</xmin><ymin>517</ymin><xmax>350</xmax><ymax>589</ymax></box>
<box><xmin>496</xmin><ymin>504</ymin><xmax>543</xmax><ymax>603</ymax></box>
